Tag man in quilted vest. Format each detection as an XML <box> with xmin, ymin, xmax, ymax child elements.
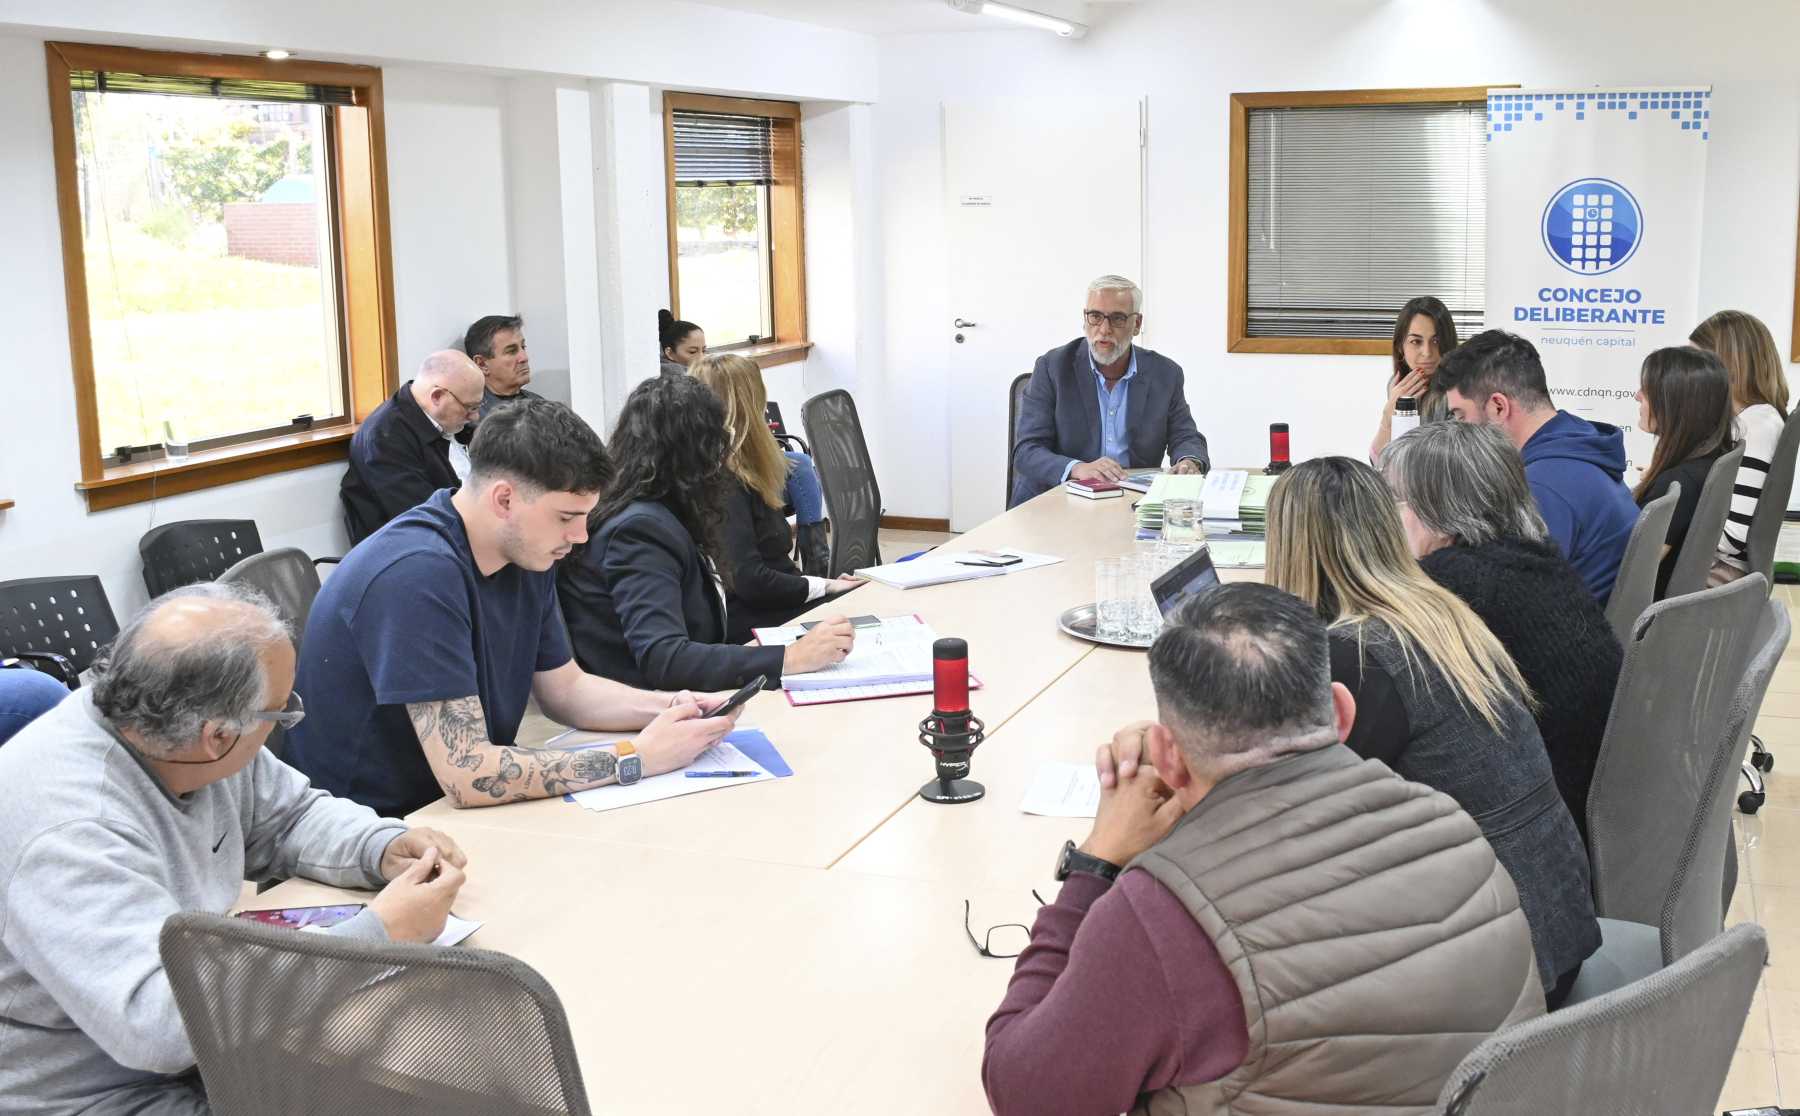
<box><xmin>983</xmin><ymin>583</ymin><xmax>1543</xmax><ymax>1116</ymax></box>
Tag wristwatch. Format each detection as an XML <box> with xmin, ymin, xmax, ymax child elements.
<box><xmin>615</xmin><ymin>741</ymin><xmax>642</xmax><ymax>786</ymax></box>
<box><xmin>1054</xmin><ymin>839</ymin><xmax>1121</xmax><ymax>883</ymax></box>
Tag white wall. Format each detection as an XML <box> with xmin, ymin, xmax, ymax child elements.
<box><xmin>869</xmin><ymin>0</ymin><xmax>1800</xmax><ymax>518</ymax></box>
<box><xmin>0</xmin><ymin>1</ymin><xmax>877</xmax><ymax>617</ymax></box>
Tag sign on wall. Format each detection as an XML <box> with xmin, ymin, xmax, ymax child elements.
<box><xmin>1485</xmin><ymin>86</ymin><xmax>1712</xmax><ymax>470</ymax></box>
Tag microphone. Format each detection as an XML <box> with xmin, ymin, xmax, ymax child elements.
<box><xmin>917</xmin><ymin>637</ymin><xmax>986</xmax><ymax>804</ymax></box>
<box><xmin>1265</xmin><ymin>422</ymin><xmax>1292</xmax><ymax>475</ymax></box>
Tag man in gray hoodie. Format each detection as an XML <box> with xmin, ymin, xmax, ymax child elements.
<box><xmin>0</xmin><ymin>583</ymin><xmax>468</xmax><ymax>1115</ymax></box>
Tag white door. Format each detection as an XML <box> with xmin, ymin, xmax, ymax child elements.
<box><xmin>944</xmin><ymin>97</ymin><xmax>1144</xmax><ymax>532</ymax></box>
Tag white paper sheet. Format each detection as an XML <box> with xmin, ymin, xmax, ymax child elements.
<box><xmin>758</xmin><ymin>615</ymin><xmax>940</xmax><ymax>690</ymax></box>
<box><xmin>1201</xmin><ymin>469</ymin><xmax>1249</xmax><ymax>522</ymax></box>
<box><xmin>568</xmin><ymin>740</ymin><xmax>772</xmax><ymax>813</ymax></box>
<box><xmin>854</xmin><ymin>548</ymin><xmax>1062</xmax><ymax>590</ymax></box>
<box><xmin>1019</xmin><ymin>761</ymin><xmax>1101</xmax><ymax>818</ymax></box>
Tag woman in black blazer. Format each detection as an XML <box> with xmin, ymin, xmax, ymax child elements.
<box><xmin>557</xmin><ymin>374</ymin><xmax>854</xmax><ymax>692</ymax></box>
<box><xmin>688</xmin><ymin>353</ymin><xmax>864</xmax><ymax>640</ymax></box>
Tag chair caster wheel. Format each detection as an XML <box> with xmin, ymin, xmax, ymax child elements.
<box><xmin>1754</xmin><ymin>752</ymin><xmax>1774</xmax><ymax>773</ymax></box>
<box><xmin>1739</xmin><ymin>790</ymin><xmax>1766</xmax><ymax>815</ymax></box>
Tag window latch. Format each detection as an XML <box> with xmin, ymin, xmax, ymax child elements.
<box><xmin>291</xmin><ymin>413</ymin><xmax>315</xmax><ymax>429</ymax></box>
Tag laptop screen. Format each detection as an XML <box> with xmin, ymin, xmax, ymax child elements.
<box><xmin>1151</xmin><ymin>546</ymin><xmax>1221</xmax><ymax>617</ymax></box>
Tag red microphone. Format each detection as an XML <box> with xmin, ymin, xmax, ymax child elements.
<box><xmin>1266</xmin><ymin>422</ymin><xmax>1292</xmax><ymax>475</ymax></box>
<box><xmin>918</xmin><ymin>637</ymin><xmax>985</xmax><ymax>803</ymax></box>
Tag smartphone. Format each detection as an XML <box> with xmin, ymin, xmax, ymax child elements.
<box><xmin>802</xmin><ymin>614</ymin><xmax>882</xmax><ymax>630</ymax></box>
<box><xmin>954</xmin><ymin>550</ymin><xmax>1022</xmax><ymax>567</ymax></box>
<box><xmin>711</xmin><ymin>675</ymin><xmax>767</xmax><ymax>718</ymax></box>
<box><xmin>237</xmin><ymin>904</ymin><xmax>366</xmax><ymax>931</ymax></box>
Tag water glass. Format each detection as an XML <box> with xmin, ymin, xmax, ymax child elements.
<box><xmin>1163</xmin><ymin>497</ymin><xmax>1200</xmax><ymax>544</ymax></box>
<box><xmin>1129</xmin><ymin>554</ymin><xmax>1163</xmax><ymax>642</ymax></box>
<box><xmin>1094</xmin><ymin>557</ymin><xmax>1131</xmax><ymax>641</ymax></box>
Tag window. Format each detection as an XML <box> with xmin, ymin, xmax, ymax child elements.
<box><xmin>46</xmin><ymin>44</ymin><xmax>398</xmax><ymax>511</ymax></box>
<box><xmin>1227</xmin><ymin>87</ymin><xmax>1506</xmax><ymax>356</ymax></box>
<box><xmin>663</xmin><ymin>93</ymin><xmax>808</xmax><ymax>366</ymax></box>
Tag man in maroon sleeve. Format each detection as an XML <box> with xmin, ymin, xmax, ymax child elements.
<box><xmin>982</xmin><ymin>583</ymin><xmax>1545</xmax><ymax>1116</ymax></box>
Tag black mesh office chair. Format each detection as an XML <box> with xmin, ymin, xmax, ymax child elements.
<box><xmin>140</xmin><ymin>519</ymin><xmax>265</xmax><ymax>598</ymax></box>
<box><xmin>160</xmin><ymin>911</ymin><xmax>593</xmax><ymax>1116</ymax></box>
<box><xmin>1005</xmin><ymin>372</ymin><xmax>1031</xmax><ymax>509</ymax></box>
<box><xmin>801</xmin><ymin>389</ymin><xmax>883</xmax><ymax>578</ymax></box>
<box><xmin>0</xmin><ymin>575</ymin><xmax>120</xmax><ymax>688</ymax></box>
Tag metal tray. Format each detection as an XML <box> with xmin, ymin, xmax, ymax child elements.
<box><xmin>1057</xmin><ymin>603</ymin><xmax>1153</xmax><ymax>650</ymax></box>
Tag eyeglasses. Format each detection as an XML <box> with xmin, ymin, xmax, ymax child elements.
<box><xmin>963</xmin><ymin>891</ymin><xmax>1048</xmax><ymax>959</ymax></box>
<box><xmin>1083</xmin><ymin>310</ymin><xmax>1137</xmax><ymax>330</ymax></box>
<box><xmin>251</xmin><ymin>691</ymin><xmax>307</xmax><ymax>730</ymax></box>
<box><xmin>451</xmin><ymin>393</ymin><xmax>484</xmax><ymax>414</ymax></box>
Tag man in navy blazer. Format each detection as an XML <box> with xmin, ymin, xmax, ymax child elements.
<box><xmin>340</xmin><ymin>351</ymin><xmax>487</xmax><ymax>545</ymax></box>
<box><xmin>1010</xmin><ymin>275</ymin><xmax>1209</xmax><ymax>507</ymax></box>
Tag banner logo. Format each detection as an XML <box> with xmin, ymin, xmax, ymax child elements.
<box><xmin>1541</xmin><ymin>178</ymin><xmax>1642</xmax><ymax>275</ymax></box>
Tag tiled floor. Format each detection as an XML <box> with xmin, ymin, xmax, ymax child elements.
<box><xmin>1719</xmin><ymin>583</ymin><xmax>1800</xmax><ymax>1110</ymax></box>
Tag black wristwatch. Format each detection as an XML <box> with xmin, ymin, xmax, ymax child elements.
<box><xmin>1054</xmin><ymin>839</ymin><xmax>1122</xmax><ymax>883</ymax></box>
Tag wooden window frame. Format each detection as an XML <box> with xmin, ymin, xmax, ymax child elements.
<box><xmin>45</xmin><ymin>42</ymin><xmax>398</xmax><ymax>512</ymax></box>
<box><xmin>1226</xmin><ymin>85</ymin><xmax>1513</xmax><ymax>357</ymax></box>
<box><xmin>662</xmin><ymin>92</ymin><xmax>810</xmax><ymax>369</ymax></box>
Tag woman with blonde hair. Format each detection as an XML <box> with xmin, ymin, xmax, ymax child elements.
<box><xmin>1690</xmin><ymin>309</ymin><xmax>1791</xmax><ymax>583</ymax></box>
<box><xmin>689</xmin><ymin>353</ymin><xmax>863</xmax><ymax>638</ymax></box>
<box><xmin>1266</xmin><ymin>456</ymin><xmax>1598</xmax><ymax>1005</ymax></box>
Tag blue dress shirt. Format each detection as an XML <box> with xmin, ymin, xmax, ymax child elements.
<box><xmin>1060</xmin><ymin>346</ymin><xmax>1138</xmax><ymax>483</ymax></box>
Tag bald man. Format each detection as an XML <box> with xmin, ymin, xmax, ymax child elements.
<box><xmin>0</xmin><ymin>582</ymin><xmax>467</xmax><ymax>1115</ymax></box>
<box><xmin>341</xmin><ymin>351</ymin><xmax>489</xmax><ymax>546</ymax></box>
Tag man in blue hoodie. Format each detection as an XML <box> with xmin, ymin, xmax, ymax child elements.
<box><xmin>1433</xmin><ymin>331</ymin><xmax>1638</xmax><ymax>602</ymax></box>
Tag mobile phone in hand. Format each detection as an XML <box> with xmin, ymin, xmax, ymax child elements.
<box><xmin>710</xmin><ymin>675</ymin><xmax>767</xmax><ymax>719</ymax></box>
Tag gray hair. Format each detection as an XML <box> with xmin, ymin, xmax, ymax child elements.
<box><xmin>1087</xmin><ymin>274</ymin><xmax>1142</xmax><ymax>314</ymax></box>
<box><xmin>1379</xmin><ymin>420</ymin><xmax>1548</xmax><ymax>547</ymax></box>
<box><xmin>90</xmin><ymin>582</ymin><xmax>291</xmax><ymax>759</ymax></box>
<box><xmin>1148</xmin><ymin>583</ymin><xmax>1338</xmax><ymax>782</ymax></box>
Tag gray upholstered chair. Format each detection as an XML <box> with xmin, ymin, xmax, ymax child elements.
<box><xmin>1568</xmin><ymin>574</ymin><xmax>1766</xmax><ymax>1005</ymax></box>
<box><xmin>1005</xmin><ymin>372</ymin><xmax>1031</xmax><ymax>510</ymax></box>
<box><xmin>1660</xmin><ymin>443</ymin><xmax>1745</xmax><ymax>599</ymax></box>
<box><xmin>160</xmin><ymin>911</ymin><xmax>591</xmax><ymax>1116</ymax></box>
<box><xmin>1736</xmin><ymin>407</ymin><xmax>1800</xmax><ymax>794</ymax></box>
<box><xmin>1435</xmin><ymin>922</ymin><xmax>1766</xmax><ymax>1114</ymax></box>
<box><xmin>1603</xmin><ymin>484</ymin><xmax>1677</xmax><ymax>646</ymax></box>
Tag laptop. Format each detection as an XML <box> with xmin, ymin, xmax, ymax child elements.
<box><xmin>1150</xmin><ymin>546</ymin><xmax>1222</xmax><ymax>617</ymax></box>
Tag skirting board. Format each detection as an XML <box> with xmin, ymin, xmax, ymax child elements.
<box><xmin>879</xmin><ymin>515</ymin><xmax>951</xmax><ymax>532</ymax></box>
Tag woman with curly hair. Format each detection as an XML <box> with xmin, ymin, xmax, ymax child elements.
<box><xmin>556</xmin><ymin>374</ymin><xmax>854</xmax><ymax>692</ymax></box>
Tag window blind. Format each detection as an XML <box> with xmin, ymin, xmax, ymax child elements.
<box><xmin>69</xmin><ymin>69</ymin><xmax>357</xmax><ymax>106</ymax></box>
<box><xmin>1246</xmin><ymin>102</ymin><xmax>1486</xmax><ymax>339</ymax></box>
<box><xmin>672</xmin><ymin>111</ymin><xmax>773</xmax><ymax>185</ymax></box>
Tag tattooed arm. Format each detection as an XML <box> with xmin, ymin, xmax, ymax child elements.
<box><xmin>406</xmin><ymin>695</ymin><xmax>626</xmax><ymax>808</ymax></box>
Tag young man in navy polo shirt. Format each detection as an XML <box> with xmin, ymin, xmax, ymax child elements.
<box><xmin>287</xmin><ymin>399</ymin><xmax>740</xmax><ymax>817</ymax></box>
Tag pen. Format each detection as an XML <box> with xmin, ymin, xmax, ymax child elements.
<box><xmin>686</xmin><ymin>770</ymin><xmax>760</xmax><ymax>778</ymax></box>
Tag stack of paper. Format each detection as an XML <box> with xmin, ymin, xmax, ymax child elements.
<box><xmin>1119</xmin><ymin>472</ymin><xmax>1159</xmax><ymax>493</ymax></box>
<box><xmin>1019</xmin><ymin>761</ymin><xmax>1100</xmax><ymax>818</ymax></box>
<box><xmin>854</xmin><ymin>549</ymin><xmax>1062</xmax><ymax>590</ymax></box>
<box><xmin>564</xmin><ymin>730</ymin><xmax>793</xmax><ymax>813</ymax></box>
<box><xmin>1134</xmin><ymin>474</ymin><xmax>1206</xmax><ymax>534</ymax></box>
<box><xmin>1200</xmin><ymin>470</ymin><xmax>1248</xmax><ymax>532</ymax></box>
<box><xmin>760</xmin><ymin>615</ymin><xmax>937</xmax><ymax>691</ymax></box>
<box><xmin>1238</xmin><ymin>474</ymin><xmax>1277</xmax><ymax>536</ymax></box>
<box><xmin>1207</xmin><ymin>540</ymin><xmax>1267</xmax><ymax>568</ymax></box>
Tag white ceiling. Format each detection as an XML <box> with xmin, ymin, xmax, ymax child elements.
<box><xmin>692</xmin><ymin>0</ymin><xmax>1129</xmax><ymax>36</ymax></box>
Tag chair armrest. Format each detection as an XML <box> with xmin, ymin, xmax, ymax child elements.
<box><xmin>774</xmin><ymin>433</ymin><xmax>810</xmax><ymax>456</ymax></box>
<box><xmin>2</xmin><ymin>652</ymin><xmax>79</xmax><ymax>690</ymax></box>
<box><xmin>312</xmin><ymin>556</ymin><xmax>343</xmax><ymax>567</ymax></box>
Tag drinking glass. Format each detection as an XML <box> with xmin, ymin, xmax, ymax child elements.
<box><xmin>1163</xmin><ymin>497</ymin><xmax>1200</xmax><ymax>544</ymax></box>
<box><xmin>1129</xmin><ymin>554</ymin><xmax>1163</xmax><ymax>642</ymax></box>
<box><xmin>1094</xmin><ymin>557</ymin><xmax>1131</xmax><ymax>641</ymax></box>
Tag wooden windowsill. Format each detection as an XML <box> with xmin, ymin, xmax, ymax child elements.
<box><xmin>0</xmin><ymin>499</ymin><xmax>13</xmax><ymax>511</ymax></box>
<box><xmin>75</xmin><ymin>425</ymin><xmax>356</xmax><ymax>512</ymax></box>
<box><xmin>741</xmin><ymin>340</ymin><xmax>813</xmax><ymax>368</ymax></box>
<box><xmin>1228</xmin><ymin>337</ymin><xmax>1392</xmax><ymax>357</ymax></box>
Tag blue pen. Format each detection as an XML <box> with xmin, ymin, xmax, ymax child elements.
<box><xmin>686</xmin><ymin>770</ymin><xmax>760</xmax><ymax>778</ymax></box>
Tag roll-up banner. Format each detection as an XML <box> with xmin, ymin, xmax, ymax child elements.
<box><xmin>1485</xmin><ymin>85</ymin><xmax>1712</xmax><ymax>471</ymax></box>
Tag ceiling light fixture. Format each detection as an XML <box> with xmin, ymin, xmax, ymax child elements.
<box><xmin>946</xmin><ymin>0</ymin><xmax>1088</xmax><ymax>38</ymax></box>
<box><xmin>262</xmin><ymin>48</ymin><xmax>292</xmax><ymax>60</ymax></box>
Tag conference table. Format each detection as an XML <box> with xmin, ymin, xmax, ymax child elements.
<box><xmin>258</xmin><ymin>483</ymin><xmax>1263</xmax><ymax>1114</ymax></box>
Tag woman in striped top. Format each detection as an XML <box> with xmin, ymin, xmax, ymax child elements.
<box><xmin>1690</xmin><ymin>310</ymin><xmax>1791</xmax><ymax>584</ymax></box>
